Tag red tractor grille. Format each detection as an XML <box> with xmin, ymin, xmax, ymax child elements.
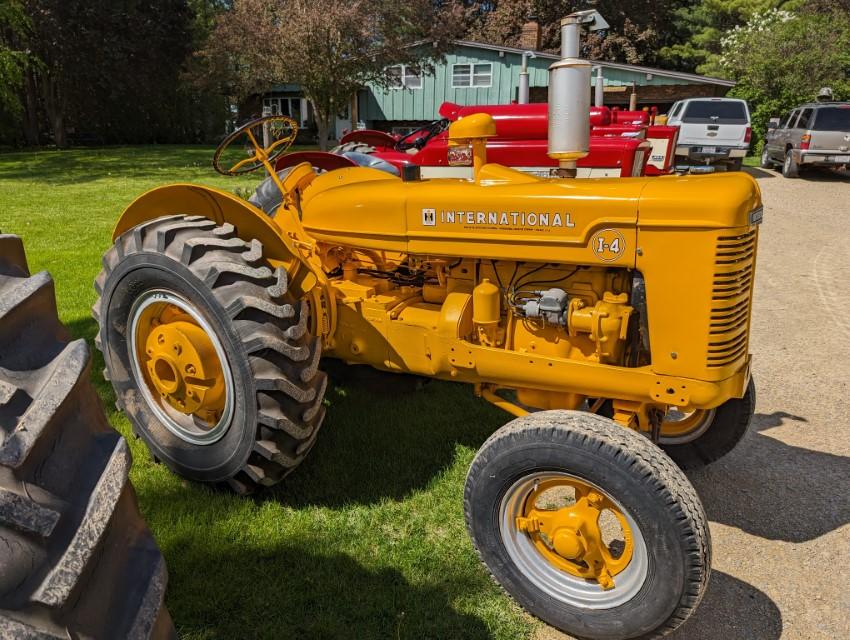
<box><xmin>707</xmin><ymin>228</ymin><xmax>757</xmax><ymax>368</ymax></box>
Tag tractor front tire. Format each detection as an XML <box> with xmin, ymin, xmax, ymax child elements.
<box><xmin>465</xmin><ymin>411</ymin><xmax>710</xmax><ymax>640</ymax></box>
<box><xmin>659</xmin><ymin>377</ymin><xmax>755</xmax><ymax>470</ymax></box>
<box><xmin>0</xmin><ymin>235</ymin><xmax>173</xmax><ymax>638</ymax></box>
<box><xmin>93</xmin><ymin>215</ymin><xmax>327</xmax><ymax>493</ymax></box>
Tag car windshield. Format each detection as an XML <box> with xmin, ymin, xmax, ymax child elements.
<box><xmin>812</xmin><ymin>106</ymin><xmax>850</xmax><ymax>131</ymax></box>
<box><xmin>681</xmin><ymin>101</ymin><xmax>748</xmax><ymax>124</ymax></box>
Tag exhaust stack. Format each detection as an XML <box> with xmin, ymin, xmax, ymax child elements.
<box><xmin>594</xmin><ymin>67</ymin><xmax>604</xmax><ymax>107</ymax></box>
<box><xmin>548</xmin><ymin>10</ymin><xmax>608</xmax><ymax>177</ymax></box>
<box><xmin>518</xmin><ymin>51</ymin><xmax>536</xmax><ymax>104</ymax></box>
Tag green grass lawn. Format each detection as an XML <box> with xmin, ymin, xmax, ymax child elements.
<box><xmin>0</xmin><ymin>146</ymin><xmax>531</xmax><ymax>640</ymax></box>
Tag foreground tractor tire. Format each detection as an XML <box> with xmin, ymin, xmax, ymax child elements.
<box><xmin>465</xmin><ymin>411</ymin><xmax>709</xmax><ymax>640</ymax></box>
<box><xmin>0</xmin><ymin>235</ymin><xmax>174</xmax><ymax>639</ymax></box>
<box><xmin>93</xmin><ymin>216</ymin><xmax>327</xmax><ymax>493</ymax></box>
<box><xmin>659</xmin><ymin>377</ymin><xmax>756</xmax><ymax>470</ymax></box>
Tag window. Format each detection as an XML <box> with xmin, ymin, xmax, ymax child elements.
<box><xmin>386</xmin><ymin>65</ymin><xmax>422</xmax><ymax>90</ymax></box>
<box><xmin>263</xmin><ymin>97</ymin><xmax>302</xmax><ymax>124</ymax></box>
<box><xmin>452</xmin><ymin>63</ymin><xmax>492</xmax><ymax>88</ymax></box>
<box><xmin>668</xmin><ymin>102</ymin><xmax>682</xmax><ymax>118</ymax></box>
<box><xmin>796</xmin><ymin>108</ymin><xmax>813</xmax><ymax>129</ymax></box>
<box><xmin>779</xmin><ymin>112</ymin><xmax>793</xmax><ymax>128</ymax></box>
<box><xmin>784</xmin><ymin>110</ymin><xmax>799</xmax><ymax>128</ymax></box>
<box><xmin>812</xmin><ymin>106</ymin><xmax>850</xmax><ymax>131</ymax></box>
<box><xmin>681</xmin><ymin>100</ymin><xmax>748</xmax><ymax>124</ymax></box>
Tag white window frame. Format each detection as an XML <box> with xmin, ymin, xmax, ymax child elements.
<box><xmin>262</xmin><ymin>97</ymin><xmax>302</xmax><ymax>120</ymax></box>
<box><xmin>387</xmin><ymin>64</ymin><xmax>422</xmax><ymax>90</ymax></box>
<box><xmin>452</xmin><ymin>62</ymin><xmax>492</xmax><ymax>88</ymax></box>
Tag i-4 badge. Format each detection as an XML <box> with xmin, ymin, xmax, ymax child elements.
<box><xmin>591</xmin><ymin>228</ymin><xmax>626</xmax><ymax>262</ymax></box>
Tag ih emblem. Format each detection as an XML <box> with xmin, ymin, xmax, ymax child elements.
<box><xmin>422</xmin><ymin>208</ymin><xmax>436</xmax><ymax>226</ymax></box>
<box><xmin>591</xmin><ymin>228</ymin><xmax>626</xmax><ymax>262</ymax></box>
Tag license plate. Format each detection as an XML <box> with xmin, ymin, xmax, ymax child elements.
<box><xmin>702</xmin><ymin>146</ymin><xmax>716</xmax><ymax>153</ymax></box>
<box><xmin>835</xmin><ymin>155</ymin><xmax>850</xmax><ymax>163</ymax></box>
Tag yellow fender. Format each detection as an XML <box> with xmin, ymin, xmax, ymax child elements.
<box><xmin>113</xmin><ymin>181</ymin><xmax>336</xmax><ymax>336</ymax></box>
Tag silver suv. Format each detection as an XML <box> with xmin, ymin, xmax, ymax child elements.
<box><xmin>761</xmin><ymin>102</ymin><xmax>850</xmax><ymax>178</ymax></box>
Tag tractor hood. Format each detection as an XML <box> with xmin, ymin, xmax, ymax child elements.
<box><xmin>299</xmin><ymin>164</ymin><xmax>761</xmax><ymax>266</ymax></box>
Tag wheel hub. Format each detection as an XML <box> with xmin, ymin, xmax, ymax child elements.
<box><xmin>515</xmin><ymin>478</ymin><xmax>634</xmax><ymax>590</ymax></box>
<box><xmin>144</xmin><ymin>319</ymin><xmax>226</xmax><ymax>422</ymax></box>
<box><xmin>128</xmin><ymin>290</ymin><xmax>235</xmax><ymax>445</ymax></box>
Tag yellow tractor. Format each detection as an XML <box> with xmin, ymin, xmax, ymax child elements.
<box><xmin>92</xmin><ymin>12</ymin><xmax>760</xmax><ymax>639</ymax></box>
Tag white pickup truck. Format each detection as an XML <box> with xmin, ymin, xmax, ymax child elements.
<box><xmin>666</xmin><ymin>97</ymin><xmax>752</xmax><ymax>171</ymax></box>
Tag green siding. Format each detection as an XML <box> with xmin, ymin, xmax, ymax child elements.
<box><xmin>360</xmin><ymin>44</ymin><xmax>704</xmax><ymax>123</ymax></box>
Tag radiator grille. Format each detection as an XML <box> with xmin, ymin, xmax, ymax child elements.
<box><xmin>708</xmin><ymin>229</ymin><xmax>757</xmax><ymax>368</ymax></box>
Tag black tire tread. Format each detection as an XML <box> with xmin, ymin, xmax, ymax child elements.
<box><xmin>93</xmin><ymin>215</ymin><xmax>327</xmax><ymax>493</ymax></box>
<box><xmin>0</xmin><ymin>241</ymin><xmax>173</xmax><ymax>639</ymax></box>
<box><xmin>661</xmin><ymin>378</ymin><xmax>756</xmax><ymax>470</ymax></box>
<box><xmin>464</xmin><ymin>411</ymin><xmax>710</xmax><ymax>640</ymax></box>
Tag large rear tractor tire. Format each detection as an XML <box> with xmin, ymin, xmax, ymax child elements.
<box><xmin>465</xmin><ymin>411</ymin><xmax>710</xmax><ymax>640</ymax></box>
<box><xmin>0</xmin><ymin>234</ymin><xmax>174</xmax><ymax>639</ymax></box>
<box><xmin>92</xmin><ymin>215</ymin><xmax>327</xmax><ymax>494</ymax></box>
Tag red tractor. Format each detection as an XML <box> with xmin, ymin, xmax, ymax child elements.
<box><xmin>272</xmin><ymin>102</ymin><xmax>677</xmax><ymax>181</ymax></box>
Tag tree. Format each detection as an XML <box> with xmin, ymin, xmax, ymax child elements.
<box><xmin>199</xmin><ymin>0</ymin><xmax>460</xmax><ymax>149</ymax></box>
<box><xmin>0</xmin><ymin>0</ymin><xmax>29</xmax><ymax>140</ymax></box>
<box><xmin>460</xmin><ymin>0</ymin><xmax>691</xmax><ymax>66</ymax></box>
<box><xmin>659</xmin><ymin>0</ymin><xmax>796</xmax><ymax>75</ymax></box>
<box><xmin>720</xmin><ymin>5</ymin><xmax>850</xmax><ymax>148</ymax></box>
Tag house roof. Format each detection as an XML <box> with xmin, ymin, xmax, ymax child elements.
<box><xmin>418</xmin><ymin>39</ymin><xmax>736</xmax><ymax>88</ymax></box>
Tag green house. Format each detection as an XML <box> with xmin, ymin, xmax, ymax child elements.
<box><xmin>261</xmin><ymin>40</ymin><xmax>735</xmax><ymax>139</ymax></box>
<box><xmin>352</xmin><ymin>41</ymin><xmax>734</xmax><ymax>135</ymax></box>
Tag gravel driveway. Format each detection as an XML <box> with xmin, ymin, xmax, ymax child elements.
<box><xmin>544</xmin><ymin>167</ymin><xmax>850</xmax><ymax>640</ymax></box>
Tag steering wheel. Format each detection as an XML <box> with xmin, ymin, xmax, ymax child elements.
<box><xmin>213</xmin><ymin>115</ymin><xmax>299</xmax><ymax>175</ymax></box>
<box><xmin>394</xmin><ymin>119</ymin><xmax>448</xmax><ymax>152</ymax></box>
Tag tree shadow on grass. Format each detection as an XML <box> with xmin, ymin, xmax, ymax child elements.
<box><xmin>0</xmin><ymin>146</ymin><xmax>215</xmax><ymax>185</ymax></box>
<box><xmin>0</xmin><ymin>145</ymin><xmax>318</xmax><ymax>186</ymax></box>
<box><xmin>688</xmin><ymin>410</ymin><xmax>850</xmax><ymax>542</ymax></box>
<box><xmin>66</xmin><ymin>317</ymin><xmax>505</xmax><ymax>510</ymax></box>
<box><xmin>158</xmin><ymin>534</ymin><xmax>494</xmax><ymax>640</ymax></box>
<box><xmin>668</xmin><ymin>570</ymin><xmax>782</xmax><ymax>640</ymax></box>
<box><xmin>268</xmin><ymin>365</ymin><xmax>506</xmax><ymax>509</ymax></box>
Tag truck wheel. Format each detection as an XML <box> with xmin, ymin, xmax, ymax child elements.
<box><xmin>465</xmin><ymin>411</ymin><xmax>709</xmax><ymax>640</ymax></box>
<box><xmin>728</xmin><ymin>158</ymin><xmax>743</xmax><ymax>172</ymax></box>
<box><xmin>659</xmin><ymin>377</ymin><xmax>755</xmax><ymax>470</ymax></box>
<box><xmin>93</xmin><ymin>216</ymin><xmax>327</xmax><ymax>493</ymax></box>
<box><xmin>0</xmin><ymin>235</ymin><xmax>174</xmax><ymax>639</ymax></box>
<box><xmin>782</xmin><ymin>149</ymin><xmax>799</xmax><ymax>178</ymax></box>
<box><xmin>760</xmin><ymin>146</ymin><xmax>774</xmax><ymax>169</ymax></box>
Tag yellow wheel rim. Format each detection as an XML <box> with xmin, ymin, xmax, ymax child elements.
<box><xmin>659</xmin><ymin>408</ymin><xmax>716</xmax><ymax>444</ymax></box>
<box><xmin>500</xmin><ymin>472</ymin><xmax>648</xmax><ymax>606</ymax></box>
<box><xmin>516</xmin><ymin>477</ymin><xmax>634</xmax><ymax>587</ymax></box>
<box><xmin>128</xmin><ymin>290</ymin><xmax>234</xmax><ymax>445</ymax></box>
